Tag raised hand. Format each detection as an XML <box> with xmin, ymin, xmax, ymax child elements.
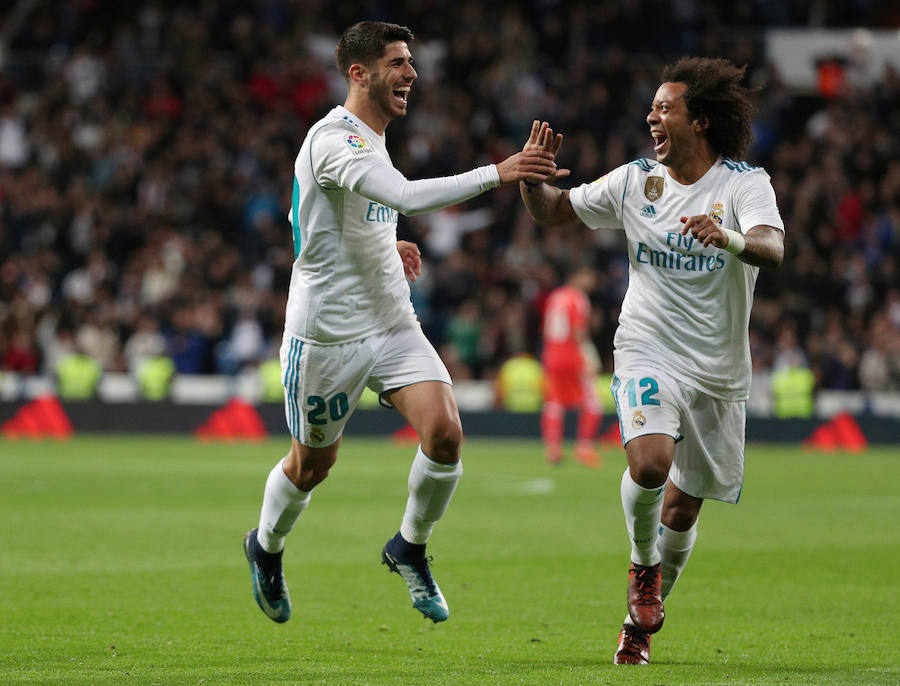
<box><xmin>520</xmin><ymin>120</ymin><xmax>570</xmax><ymax>184</ymax></box>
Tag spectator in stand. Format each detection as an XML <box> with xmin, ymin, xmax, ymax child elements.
<box><xmin>858</xmin><ymin>311</ymin><xmax>900</xmax><ymax>391</ymax></box>
<box><xmin>124</xmin><ymin>314</ymin><xmax>167</xmax><ymax>375</ymax></box>
<box><xmin>1</xmin><ymin>327</ymin><xmax>41</xmax><ymax>374</ymax></box>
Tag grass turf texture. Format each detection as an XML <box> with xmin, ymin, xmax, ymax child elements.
<box><xmin>1</xmin><ymin>436</ymin><xmax>898</xmax><ymax>685</ymax></box>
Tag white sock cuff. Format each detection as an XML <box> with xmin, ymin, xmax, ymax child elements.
<box><xmin>414</xmin><ymin>446</ymin><xmax>462</xmax><ymax>479</ymax></box>
<box><xmin>621</xmin><ymin>468</ymin><xmax>665</xmax><ymax>504</ymax></box>
<box><xmin>659</xmin><ymin>521</ymin><xmax>698</xmax><ymax>549</ymax></box>
<box><xmin>400</xmin><ymin>520</ymin><xmax>434</xmax><ymax>545</ymax></box>
<box><xmin>269</xmin><ymin>457</ymin><xmax>312</xmax><ymax>506</ymax></box>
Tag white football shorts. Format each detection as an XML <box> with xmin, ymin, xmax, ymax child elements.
<box><xmin>611</xmin><ymin>366</ymin><xmax>746</xmax><ymax>503</ymax></box>
<box><xmin>279</xmin><ymin>322</ymin><xmax>451</xmax><ymax>447</ymax></box>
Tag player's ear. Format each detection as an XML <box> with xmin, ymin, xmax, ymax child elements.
<box><xmin>348</xmin><ymin>63</ymin><xmax>370</xmax><ymax>89</ymax></box>
<box><xmin>693</xmin><ymin>116</ymin><xmax>709</xmax><ymax>132</ymax></box>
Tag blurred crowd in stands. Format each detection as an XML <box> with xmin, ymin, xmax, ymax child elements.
<box><xmin>0</xmin><ymin>0</ymin><xmax>899</xmax><ymax>399</ymax></box>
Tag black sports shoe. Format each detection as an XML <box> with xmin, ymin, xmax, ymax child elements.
<box><xmin>243</xmin><ymin>529</ymin><xmax>291</xmax><ymax>623</ymax></box>
<box><xmin>381</xmin><ymin>532</ymin><xmax>449</xmax><ymax>622</ymax></box>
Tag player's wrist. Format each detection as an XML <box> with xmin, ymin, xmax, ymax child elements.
<box><xmin>722</xmin><ymin>228</ymin><xmax>745</xmax><ymax>255</ymax></box>
<box><xmin>521</xmin><ymin>178</ymin><xmax>542</xmax><ymax>188</ymax></box>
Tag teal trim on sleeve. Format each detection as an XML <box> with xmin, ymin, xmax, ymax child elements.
<box><xmin>291</xmin><ymin>176</ymin><xmax>301</xmax><ymax>259</ymax></box>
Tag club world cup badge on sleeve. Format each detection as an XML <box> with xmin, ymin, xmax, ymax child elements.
<box><xmin>644</xmin><ymin>177</ymin><xmax>664</xmax><ymax>201</ymax></box>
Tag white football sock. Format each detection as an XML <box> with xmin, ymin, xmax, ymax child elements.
<box><xmin>257</xmin><ymin>456</ymin><xmax>312</xmax><ymax>553</ymax></box>
<box><xmin>658</xmin><ymin>521</ymin><xmax>698</xmax><ymax>600</ymax></box>
<box><xmin>400</xmin><ymin>446</ymin><xmax>462</xmax><ymax>545</ymax></box>
<box><xmin>621</xmin><ymin>468</ymin><xmax>665</xmax><ymax>566</ymax></box>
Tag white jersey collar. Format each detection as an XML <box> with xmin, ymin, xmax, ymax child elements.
<box><xmin>661</xmin><ymin>157</ymin><xmax>722</xmax><ymax>190</ymax></box>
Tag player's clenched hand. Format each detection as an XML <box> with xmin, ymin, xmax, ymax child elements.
<box><xmin>680</xmin><ymin>214</ymin><xmax>727</xmax><ymax>249</ymax></box>
<box><xmin>396</xmin><ymin>240</ymin><xmax>422</xmax><ymax>281</ymax></box>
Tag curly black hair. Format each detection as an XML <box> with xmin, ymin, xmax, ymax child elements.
<box><xmin>335</xmin><ymin>22</ymin><xmax>415</xmax><ymax>83</ymax></box>
<box><xmin>662</xmin><ymin>57</ymin><xmax>757</xmax><ymax>161</ymax></box>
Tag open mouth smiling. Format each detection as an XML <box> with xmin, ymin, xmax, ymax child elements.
<box><xmin>393</xmin><ymin>85</ymin><xmax>410</xmax><ymax>105</ymax></box>
<box><xmin>652</xmin><ymin>131</ymin><xmax>668</xmax><ymax>152</ymax></box>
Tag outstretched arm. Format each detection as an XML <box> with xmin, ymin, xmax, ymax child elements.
<box><xmin>352</xmin><ymin>148</ymin><xmax>558</xmax><ymax>217</ymax></box>
<box><xmin>680</xmin><ymin>216</ymin><xmax>784</xmax><ymax>269</ymax></box>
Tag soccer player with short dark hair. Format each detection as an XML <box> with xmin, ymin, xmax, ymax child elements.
<box><xmin>242</xmin><ymin>21</ymin><xmax>559</xmax><ymax>626</ymax></box>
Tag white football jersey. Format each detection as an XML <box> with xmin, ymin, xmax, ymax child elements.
<box><xmin>286</xmin><ymin>106</ymin><xmax>416</xmax><ymax>343</ymax></box>
<box><xmin>569</xmin><ymin>157</ymin><xmax>784</xmax><ymax>400</ymax></box>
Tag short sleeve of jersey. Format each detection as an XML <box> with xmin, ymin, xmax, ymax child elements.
<box><xmin>733</xmin><ymin>169</ymin><xmax>784</xmax><ymax>235</ymax></box>
<box><xmin>310</xmin><ymin>125</ymin><xmax>387</xmax><ymax>192</ymax></box>
<box><xmin>568</xmin><ymin>163</ymin><xmax>629</xmax><ymax>230</ymax></box>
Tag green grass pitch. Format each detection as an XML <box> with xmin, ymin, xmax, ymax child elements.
<box><xmin>1</xmin><ymin>435</ymin><xmax>898</xmax><ymax>685</ymax></box>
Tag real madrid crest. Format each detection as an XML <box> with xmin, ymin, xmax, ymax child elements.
<box><xmin>310</xmin><ymin>427</ymin><xmax>325</xmax><ymax>443</ymax></box>
<box><xmin>632</xmin><ymin>411</ymin><xmax>646</xmax><ymax>430</ymax></box>
<box><xmin>644</xmin><ymin>176</ymin><xmax>664</xmax><ymax>201</ymax></box>
<box><xmin>710</xmin><ymin>202</ymin><xmax>725</xmax><ymax>226</ymax></box>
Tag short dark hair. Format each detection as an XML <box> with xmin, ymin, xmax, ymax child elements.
<box><xmin>335</xmin><ymin>22</ymin><xmax>415</xmax><ymax>82</ymax></box>
<box><xmin>662</xmin><ymin>57</ymin><xmax>756</xmax><ymax>161</ymax></box>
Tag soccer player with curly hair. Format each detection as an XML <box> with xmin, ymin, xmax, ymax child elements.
<box><xmin>520</xmin><ymin>56</ymin><xmax>785</xmax><ymax>664</ymax></box>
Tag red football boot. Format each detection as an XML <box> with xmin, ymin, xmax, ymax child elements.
<box><xmin>614</xmin><ymin>623</ymin><xmax>651</xmax><ymax>665</ymax></box>
<box><xmin>575</xmin><ymin>442</ymin><xmax>602</xmax><ymax>468</ymax></box>
<box><xmin>627</xmin><ymin>562</ymin><xmax>664</xmax><ymax>633</ymax></box>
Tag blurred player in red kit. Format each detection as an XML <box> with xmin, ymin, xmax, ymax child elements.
<box><xmin>540</xmin><ymin>265</ymin><xmax>603</xmax><ymax>467</ymax></box>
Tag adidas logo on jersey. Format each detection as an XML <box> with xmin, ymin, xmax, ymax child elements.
<box><xmin>640</xmin><ymin>205</ymin><xmax>657</xmax><ymax>219</ymax></box>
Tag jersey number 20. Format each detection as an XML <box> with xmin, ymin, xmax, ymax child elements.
<box><xmin>307</xmin><ymin>393</ymin><xmax>349</xmax><ymax>425</ymax></box>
